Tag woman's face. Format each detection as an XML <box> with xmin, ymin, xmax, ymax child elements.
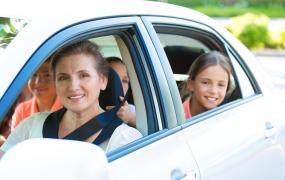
<box><xmin>55</xmin><ymin>54</ymin><xmax>107</xmax><ymax>114</ymax></box>
<box><xmin>28</xmin><ymin>62</ymin><xmax>55</xmax><ymax>100</ymax></box>
<box><xmin>188</xmin><ymin>65</ymin><xmax>228</xmax><ymax>112</ymax></box>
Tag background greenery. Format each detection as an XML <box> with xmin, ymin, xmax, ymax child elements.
<box><xmin>150</xmin><ymin>0</ymin><xmax>285</xmax><ymax>49</ymax></box>
<box><xmin>151</xmin><ymin>0</ymin><xmax>285</xmax><ymax>17</ymax></box>
<box><xmin>0</xmin><ymin>18</ymin><xmax>27</xmax><ymax>51</ymax></box>
<box><xmin>225</xmin><ymin>13</ymin><xmax>285</xmax><ymax>49</ymax></box>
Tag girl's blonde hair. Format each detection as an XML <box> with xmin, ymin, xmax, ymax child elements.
<box><xmin>180</xmin><ymin>51</ymin><xmax>233</xmax><ymax>100</ymax></box>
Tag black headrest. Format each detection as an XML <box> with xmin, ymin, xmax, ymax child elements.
<box><xmin>164</xmin><ymin>46</ymin><xmax>204</xmax><ymax>74</ymax></box>
<box><xmin>99</xmin><ymin>67</ymin><xmax>124</xmax><ymax>110</ymax></box>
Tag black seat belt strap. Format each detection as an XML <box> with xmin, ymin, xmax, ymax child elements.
<box><xmin>43</xmin><ymin>88</ymin><xmax>131</xmax><ymax>143</ymax></box>
<box><xmin>66</xmin><ymin>88</ymin><xmax>131</xmax><ymax>142</ymax></box>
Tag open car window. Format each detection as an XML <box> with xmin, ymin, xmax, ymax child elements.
<box><xmin>0</xmin><ymin>18</ymin><xmax>163</xmax><ymax>157</ymax></box>
<box><xmin>152</xmin><ymin>23</ymin><xmax>258</xmax><ymax>122</ymax></box>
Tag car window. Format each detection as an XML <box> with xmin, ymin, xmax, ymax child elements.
<box><xmin>157</xmin><ymin>33</ymin><xmax>209</xmax><ymax>83</ymax></box>
<box><xmin>90</xmin><ymin>34</ymin><xmax>150</xmax><ymax>136</ymax></box>
<box><xmin>90</xmin><ymin>35</ymin><xmax>122</xmax><ymax>58</ymax></box>
<box><xmin>152</xmin><ymin>24</ymin><xmax>259</xmax><ymax>120</ymax></box>
<box><xmin>154</xmin><ymin>30</ymin><xmax>240</xmax><ymax>100</ymax></box>
<box><xmin>0</xmin><ymin>19</ymin><xmax>162</xmax><ymax>157</ymax></box>
<box><xmin>0</xmin><ymin>17</ymin><xmax>29</xmax><ymax>55</ymax></box>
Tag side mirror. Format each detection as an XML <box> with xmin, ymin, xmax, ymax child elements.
<box><xmin>0</xmin><ymin>138</ymin><xmax>108</xmax><ymax>180</ymax></box>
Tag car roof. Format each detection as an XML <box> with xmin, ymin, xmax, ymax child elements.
<box><xmin>1</xmin><ymin>0</ymin><xmax>212</xmax><ymax>24</ymax></box>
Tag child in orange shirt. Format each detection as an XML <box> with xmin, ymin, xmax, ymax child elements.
<box><xmin>11</xmin><ymin>58</ymin><xmax>62</xmax><ymax>129</ymax></box>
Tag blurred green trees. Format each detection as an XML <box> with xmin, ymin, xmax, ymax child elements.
<box><xmin>151</xmin><ymin>0</ymin><xmax>285</xmax><ymax>49</ymax></box>
<box><xmin>226</xmin><ymin>13</ymin><xmax>270</xmax><ymax>49</ymax></box>
<box><xmin>165</xmin><ymin>0</ymin><xmax>285</xmax><ymax>7</ymax></box>
<box><xmin>0</xmin><ymin>17</ymin><xmax>28</xmax><ymax>50</ymax></box>
<box><xmin>152</xmin><ymin>0</ymin><xmax>285</xmax><ymax>17</ymax></box>
<box><xmin>225</xmin><ymin>13</ymin><xmax>285</xmax><ymax>49</ymax></box>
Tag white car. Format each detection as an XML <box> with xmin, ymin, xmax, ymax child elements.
<box><xmin>1</xmin><ymin>1</ymin><xmax>285</xmax><ymax>179</ymax></box>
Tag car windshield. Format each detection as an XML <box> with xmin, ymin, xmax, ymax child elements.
<box><xmin>0</xmin><ymin>17</ymin><xmax>29</xmax><ymax>55</ymax></box>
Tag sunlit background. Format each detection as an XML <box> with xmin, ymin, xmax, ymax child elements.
<box><xmin>149</xmin><ymin>0</ymin><xmax>285</xmax><ymax>50</ymax></box>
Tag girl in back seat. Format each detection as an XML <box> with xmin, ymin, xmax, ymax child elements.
<box><xmin>180</xmin><ymin>51</ymin><xmax>233</xmax><ymax>119</ymax></box>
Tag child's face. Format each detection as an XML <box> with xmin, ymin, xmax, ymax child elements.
<box><xmin>109</xmin><ymin>62</ymin><xmax>129</xmax><ymax>95</ymax></box>
<box><xmin>28</xmin><ymin>62</ymin><xmax>56</xmax><ymax>100</ymax></box>
<box><xmin>188</xmin><ymin>65</ymin><xmax>228</xmax><ymax>111</ymax></box>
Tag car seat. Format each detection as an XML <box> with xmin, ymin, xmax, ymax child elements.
<box><xmin>164</xmin><ymin>45</ymin><xmax>205</xmax><ymax>75</ymax></box>
<box><xmin>164</xmin><ymin>45</ymin><xmax>205</xmax><ymax>100</ymax></box>
<box><xmin>99</xmin><ymin>67</ymin><xmax>124</xmax><ymax>110</ymax></box>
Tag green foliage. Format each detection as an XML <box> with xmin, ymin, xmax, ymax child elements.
<box><xmin>238</xmin><ymin>24</ymin><xmax>269</xmax><ymax>49</ymax></box>
<box><xmin>149</xmin><ymin>0</ymin><xmax>285</xmax><ymax>17</ymax></box>
<box><xmin>0</xmin><ymin>17</ymin><xmax>27</xmax><ymax>49</ymax></box>
<box><xmin>281</xmin><ymin>31</ymin><xmax>285</xmax><ymax>48</ymax></box>
<box><xmin>226</xmin><ymin>13</ymin><xmax>270</xmax><ymax>49</ymax></box>
<box><xmin>225</xmin><ymin>13</ymin><xmax>285</xmax><ymax>49</ymax></box>
<box><xmin>164</xmin><ymin>0</ymin><xmax>285</xmax><ymax>7</ymax></box>
<box><xmin>149</xmin><ymin>0</ymin><xmax>285</xmax><ymax>49</ymax></box>
<box><xmin>194</xmin><ymin>5</ymin><xmax>285</xmax><ymax>17</ymax></box>
<box><xmin>267</xmin><ymin>28</ymin><xmax>285</xmax><ymax>48</ymax></box>
<box><xmin>0</xmin><ymin>18</ymin><xmax>17</xmax><ymax>49</ymax></box>
<box><xmin>246</xmin><ymin>0</ymin><xmax>285</xmax><ymax>6</ymax></box>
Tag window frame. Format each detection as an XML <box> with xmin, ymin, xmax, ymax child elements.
<box><xmin>142</xmin><ymin>16</ymin><xmax>262</xmax><ymax>125</ymax></box>
<box><xmin>0</xmin><ymin>16</ymin><xmax>174</xmax><ymax>160</ymax></box>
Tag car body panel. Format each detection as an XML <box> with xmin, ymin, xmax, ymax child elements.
<box><xmin>1</xmin><ymin>1</ymin><xmax>285</xmax><ymax>179</ymax></box>
<box><xmin>108</xmin><ymin>128</ymin><xmax>200</xmax><ymax>180</ymax></box>
<box><xmin>182</xmin><ymin>95</ymin><xmax>285</xmax><ymax>179</ymax></box>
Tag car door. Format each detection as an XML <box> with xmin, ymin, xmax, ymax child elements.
<box><xmin>91</xmin><ymin>17</ymin><xmax>200</xmax><ymax>180</ymax></box>
<box><xmin>143</xmin><ymin>16</ymin><xmax>285</xmax><ymax>179</ymax></box>
<box><xmin>0</xmin><ymin>16</ymin><xmax>200</xmax><ymax>179</ymax></box>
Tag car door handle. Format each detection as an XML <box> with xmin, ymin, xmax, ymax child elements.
<box><xmin>264</xmin><ymin>121</ymin><xmax>277</xmax><ymax>139</ymax></box>
<box><xmin>171</xmin><ymin>168</ymin><xmax>197</xmax><ymax>180</ymax></box>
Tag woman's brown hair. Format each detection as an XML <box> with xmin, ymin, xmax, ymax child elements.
<box><xmin>51</xmin><ymin>40</ymin><xmax>109</xmax><ymax>79</ymax></box>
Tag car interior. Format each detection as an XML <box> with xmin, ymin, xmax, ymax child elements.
<box><xmin>91</xmin><ymin>35</ymin><xmax>149</xmax><ymax>137</ymax></box>
<box><xmin>163</xmin><ymin>45</ymin><xmax>205</xmax><ymax>101</ymax></box>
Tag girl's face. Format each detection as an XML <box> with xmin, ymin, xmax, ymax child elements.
<box><xmin>28</xmin><ymin>62</ymin><xmax>55</xmax><ymax>100</ymax></box>
<box><xmin>55</xmin><ymin>54</ymin><xmax>107</xmax><ymax>114</ymax></box>
<box><xmin>109</xmin><ymin>61</ymin><xmax>129</xmax><ymax>95</ymax></box>
<box><xmin>188</xmin><ymin>65</ymin><xmax>229</xmax><ymax>112</ymax></box>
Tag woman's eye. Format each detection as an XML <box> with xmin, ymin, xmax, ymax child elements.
<box><xmin>57</xmin><ymin>76</ymin><xmax>68</xmax><ymax>81</ymax></box>
<box><xmin>80</xmin><ymin>73</ymin><xmax>90</xmax><ymax>78</ymax></box>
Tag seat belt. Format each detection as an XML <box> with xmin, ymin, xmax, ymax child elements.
<box><xmin>43</xmin><ymin>88</ymin><xmax>131</xmax><ymax>145</ymax></box>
